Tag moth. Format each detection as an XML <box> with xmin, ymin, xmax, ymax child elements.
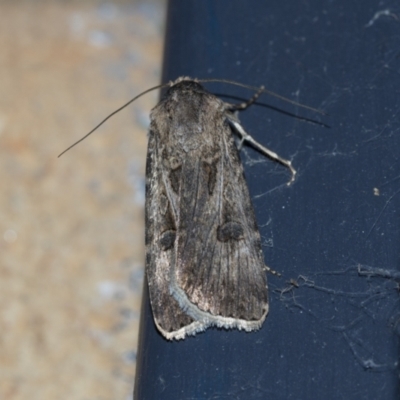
<box><xmin>145</xmin><ymin>77</ymin><xmax>296</xmax><ymax>340</ymax></box>
<box><xmin>59</xmin><ymin>76</ymin><xmax>318</xmax><ymax>341</ymax></box>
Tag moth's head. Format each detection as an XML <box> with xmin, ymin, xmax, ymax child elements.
<box><xmin>163</xmin><ymin>77</ymin><xmax>206</xmax><ymax>100</ymax></box>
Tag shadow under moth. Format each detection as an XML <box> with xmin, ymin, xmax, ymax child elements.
<box><xmin>59</xmin><ymin>76</ymin><xmax>320</xmax><ymax>341</ymax></box>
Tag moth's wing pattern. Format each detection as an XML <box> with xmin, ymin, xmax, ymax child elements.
<box><xmin>147</xmin><ymin>79</ymin><xmax>269</xmax><ymax>339</ymax></box>
<box><xmin>170</xmin><ymin>111</ymin><xmax>269</xmax><ymax>331</ymax></box>
<box><xmin>145</xmin><ymin>129</ymin><xmax>205</xmax><ymax>340</ymax></box>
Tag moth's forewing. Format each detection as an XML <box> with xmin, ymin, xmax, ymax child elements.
<box><xmin>146</xmin><ymin>78</ymin><xmax>269</xmax><ymax>340</ymax></box>
<box><xmin>145</xmin><ymin>128</ymin><xmax>206</xmax><ymax>340</ymax></box>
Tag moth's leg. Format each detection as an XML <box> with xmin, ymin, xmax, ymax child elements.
<box><xmin>230</xmin><ymin>119</ymin><xmax>296</xmax><ymax>185</ymax></box>
<box><xmin>225</xmin><ymin>86</ymin><xmax>265</xmax><ymax>111</ymax></box>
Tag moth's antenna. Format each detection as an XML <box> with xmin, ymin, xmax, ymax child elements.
<box><xmin>58</xmin><ymin>82</ymin><xmax>168</xmax><ymax>157</ymax></box>
<box><xmin>59</xmin><ymin>77</ymin><xmax>325</xmax><ymax>158</ymax></box>
<box><xmin>199</xmin><ymin>79</ymin><xmax>326</xmax><ymax>116</ymax></box>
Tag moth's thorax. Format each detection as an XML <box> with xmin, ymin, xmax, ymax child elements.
<box><xmin>151</xmin><ymin>81</ymin><xmax>226</xmax><ymax>152</ymax></box>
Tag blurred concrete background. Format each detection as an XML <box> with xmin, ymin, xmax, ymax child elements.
<box><xmin>0</xmin><ymin>1</ymin><xmax>165</xmax><ymax>398</ymax></box>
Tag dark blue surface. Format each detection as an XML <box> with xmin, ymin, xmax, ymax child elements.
<box><xmin>135</xmin><ymin>1</ymin><xmax>400</xmax><ymax>398</ymax></box>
